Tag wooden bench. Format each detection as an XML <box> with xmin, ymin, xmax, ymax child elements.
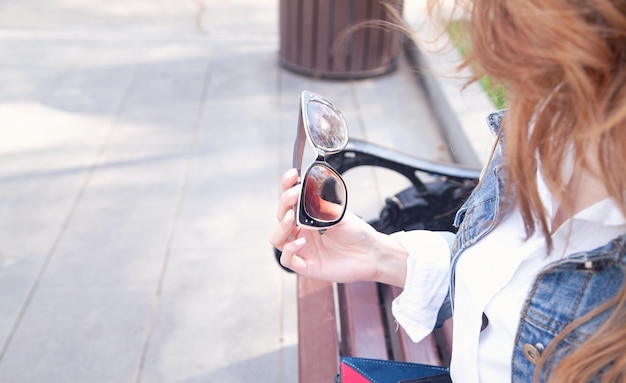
<box><xmin>297</xmin><ymin>277</ymin><xmax>453</xmax><ymax>382</ymax></box>
<box><xmin>294</xmin><ymin>139</ymin><xmax>480</xmax><ymax>382</ymax></box>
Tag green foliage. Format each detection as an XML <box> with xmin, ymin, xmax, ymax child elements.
<box><xmin>480</xmin><ymin>77</ymin><xmax>507</xmax><ymax>110</ymax></box>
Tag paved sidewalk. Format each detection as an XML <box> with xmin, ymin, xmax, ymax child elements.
<box><xmin>0</xmin><ymin>1</ymin><xmax>454</xmax><ymax>382</ymax></box>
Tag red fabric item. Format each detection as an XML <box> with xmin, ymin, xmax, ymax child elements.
<box><xmin>341</xmin><ymin>362</ymin><xmax>372</xmax><ymax>383</ymax></box>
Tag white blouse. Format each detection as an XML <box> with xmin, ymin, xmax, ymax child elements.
<box><xmin>391</xmin><ymin>178</ymin><xmax>626</xmax><ymax>382</ymax></box>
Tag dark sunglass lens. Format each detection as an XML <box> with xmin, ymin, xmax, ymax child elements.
<box><xmin>306</xmin><ymin>100</ymin><xmax>347</xmax><ymax>152</ymax></box>
<box><xmin>303</xmin><ymin>164</ymin><xmax>347</xmax><ymax>222</ymax></box>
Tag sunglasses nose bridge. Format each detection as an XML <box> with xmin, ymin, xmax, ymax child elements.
<box><xmin>315</xmin><ymin>150</ymin><xmax>326</xmax><ymax>162</ymax></box>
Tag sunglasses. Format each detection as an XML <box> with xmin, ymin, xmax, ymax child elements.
<box><xmin>293</xmin><ymin>90</ymin><xmax>349</xmax><ymax>230</ymax></box>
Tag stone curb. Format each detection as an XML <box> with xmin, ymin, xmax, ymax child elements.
<box><xmin>403</xmin><ymin>5</ymin><xmax>496</xmax><ymax>169</ymax></box>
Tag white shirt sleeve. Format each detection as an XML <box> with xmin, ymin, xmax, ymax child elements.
<box><xmin>390</xmin><ymin>230</ymin><xmax>453</xmax><ymax>343</ymax></box>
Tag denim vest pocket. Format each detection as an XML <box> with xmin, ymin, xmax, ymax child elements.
<box><xmin>512</xmin><ymin>238</ymin><xmax>626</xmax><ymax>382</ymax></box>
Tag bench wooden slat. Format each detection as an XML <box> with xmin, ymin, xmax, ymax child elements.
<box><xmin>297</xmin><ymin>278</ymin><xmax>454</xmax><ymax>382</ymax></box>
<box><xmin>297</xmin><ymin>276</ymin><xmax>339</xmax><ymax>383</ymax></box>
<box><xmin>382</xmin><ymin>285</ymin><xmax>444</xmax><ymax>365</ymax></box>
<box><xmin>337</xmin><ymin>282</ymin><xmax>388</xmax><ymax>359</ymax></box>
<box><xmin>434</xmin><ymin>319</ymin><xmax>454</xmax><ymax>367</ymax></box>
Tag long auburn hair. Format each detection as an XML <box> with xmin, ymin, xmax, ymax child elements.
<box><xmin>425</xmin><ymin>0</ymin><xmax>626</xmax><ymax>381</ymax></box>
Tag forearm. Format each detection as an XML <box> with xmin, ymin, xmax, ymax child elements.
<box><xmin>389</xmin><ymin>230</ymin><xmax>453</xmax><ymax>342</ymax></box>
<box><xmin>372</xmin><ymin>230</ymin><xmax>409</xmax><ymax>287</ymax></box>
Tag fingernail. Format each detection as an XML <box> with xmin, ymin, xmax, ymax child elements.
<box><xmin>294</xmin><ymin>237</ymin><xmax>306</xmax><ymax>246</ymax></box>
<box><xmin>288</xmin><ymin>187</ymin><xmax>301</xmax><ymax>198</ymax></box>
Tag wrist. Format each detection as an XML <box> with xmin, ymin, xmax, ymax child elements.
<box><xmin>372</xmin><ymin>231</ymin><xmax>409</xmax><ymax>287</ymax></box>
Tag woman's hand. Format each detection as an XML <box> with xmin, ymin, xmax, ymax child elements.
<box><xmin>269</xmin><ymin>169</ymin><xmax>408</xmax><ymax>286</ymax></box>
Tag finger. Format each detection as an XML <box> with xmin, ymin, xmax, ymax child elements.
<box><xmin>280</xmin><ymin>236</ymin><xmax>307</xmax><ymax>271</ymax></box>
<box><xmin>281</xmin><ymin>168</ymin><xmax>299</xmax><ymax>192</ymax></box>
<box><xmin>269</xmin><ymin>208</ymin><xmax>297</xmax><ymax>250</ymax></box>
<box><xmin>276</xmin><ymin>184</ymin><xmax>301</xmax><ymax>222</ymax></box>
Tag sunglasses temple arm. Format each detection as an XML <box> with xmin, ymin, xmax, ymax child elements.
<box><xmin>292</xmin><ymin>108</ymin><xmax>306</xmax><ymax>176</ymax></box>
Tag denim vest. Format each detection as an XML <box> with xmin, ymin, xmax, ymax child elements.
<box><xmin>445</xmin><ymin>111</ymin><xmax>626</xmax><ymax>382</ymax></box>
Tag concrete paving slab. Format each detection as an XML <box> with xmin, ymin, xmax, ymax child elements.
<box><xmin>138</xmin><ymin>248</ymin><xmax>294</xmax><ymax>383</ymax></box>
<box><xmin>0</xmin><ymin>102</ymin><xmax>113</xmax><ymax>350</ymax></box>
<box><xmin>0</xmin><ymin>252</ymin><xmax>44</xmax><ymax>352</ymax></box>
<box><xmin>0</xmin><ymin>0</ymin><xmax>202</xmax><ymax>36</ymax></box>
<box><xmin>0</xmin><ymin>1</ymin><xmax>480</xmax><ymax>382</ymax></box>
<box><xmin>0</xmin><ymin>287</ymin><xmax>154</xmax><ymax>383</ymax></box>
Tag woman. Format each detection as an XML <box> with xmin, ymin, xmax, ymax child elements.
<box><xmin>269</xmin><ymin>0</ymin><xmax>626</xmax><ymax>381</ymax></box>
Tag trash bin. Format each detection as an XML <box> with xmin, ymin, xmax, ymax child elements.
<box><xmin>279</xmin><ymin>0</ymin><xmax>404</xmax><ymax>80</ymax></box>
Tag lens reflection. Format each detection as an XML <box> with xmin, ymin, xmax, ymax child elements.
<box><xmin>303</xmin><ymin>163</ymin><xmax>347</xmax><ymax>222</ymax></box>
<box><xmin>306</xmin><ymin>100</ymin><xmax>348</xmax><ymax>152</ymax></box>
